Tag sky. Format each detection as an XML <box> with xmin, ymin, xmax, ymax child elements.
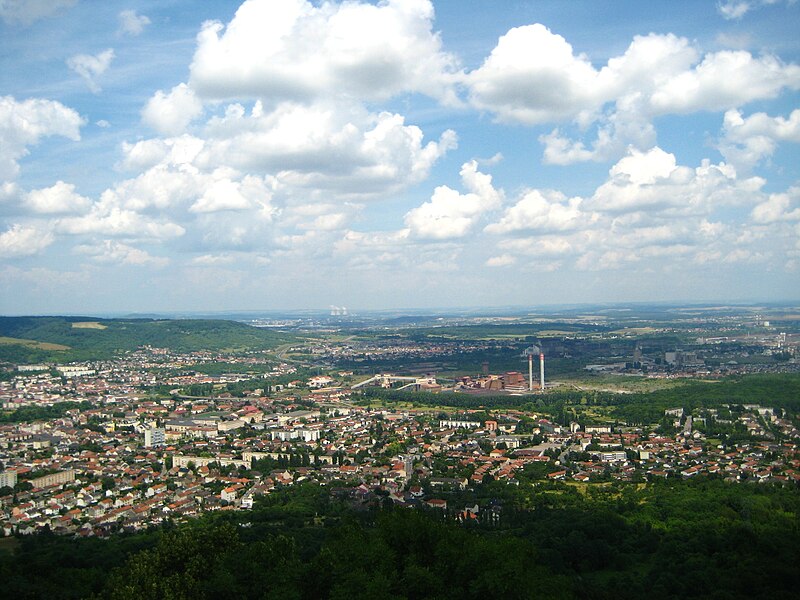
<box><xmin>1</xmin><ymin>0</ymin><xmax>799</xmax><ymax>314</ymax></box>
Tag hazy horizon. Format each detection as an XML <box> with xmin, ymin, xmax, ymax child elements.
<box><xmin>2</xmin><ymin>299</ymin><xmax>798</xmax><ymax>321</ymax></box>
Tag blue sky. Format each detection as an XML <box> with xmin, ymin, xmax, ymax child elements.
<box><xmin>1</xmin><ymin>0</ymin><xmax>799</xmax><ymax>314</ymax></box>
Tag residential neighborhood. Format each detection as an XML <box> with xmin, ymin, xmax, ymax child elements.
<box><xmin>1</xmin><ymin>346</ymin><xmax>797</xmax><ymax>537</ymax></box>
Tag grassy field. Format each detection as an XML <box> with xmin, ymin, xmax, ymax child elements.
<box><xmin>559</xmin><ymin>374</ymin><xmax>693</xmax><ymax>393</ymax></box>
<box><xmin>610</xmin><ymin>327</ymin><xmax>659</xmax><ymax>335</ymax></box>
<box><xmin>71</xmin><ymin>321</ymin><xmax>107</xmax><ymax>329</ymax></box>
<box><xmin>571</xmin><ymin>406</ymin><xmax>615</xmax><ymax>423</ymax></box>
<box><xmin>0</xmin><ymin>336</ymin><xmax>70</xmax><ymax>351</ymax></box>
<box><xmin>358</xmin><ymin>398</ymin><xmax>458</xmax><ymax>412</ymax></box>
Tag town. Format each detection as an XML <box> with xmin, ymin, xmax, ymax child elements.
<box><xmin>1</xmin><ymin>335</ymin><xmax>798</xmax><ymax>538</ymax></box>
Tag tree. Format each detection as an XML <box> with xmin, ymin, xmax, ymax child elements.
<box><xmin>14</xmin><ymin>481</ymin><xmax>32</xmax><ymax>492</ymax></box>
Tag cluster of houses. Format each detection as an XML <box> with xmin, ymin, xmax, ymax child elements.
<box><xmin>0</xmin><ymin>351</ymin><xmax>797</xmax><ymax>537</ymax></box>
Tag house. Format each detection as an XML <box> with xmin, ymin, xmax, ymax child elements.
<box><xmin>457</xmin><ymin>504</ymin><xmax>479</xmax><ymax>522</ymax></box>
<box><xmin>221</xmin><ymin>484</ymin><xmax>243</xmax><ymax>503</ymax></box>
<box><xmin>308</xmin><ymin>376</ymin><xmax>336</xmax><ymax>389</ymax></box>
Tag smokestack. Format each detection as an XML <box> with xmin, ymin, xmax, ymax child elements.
<box><xmin>539</xmin><ymin>353</ymin><xmax>545</xmax><ymax>391</ymax></box>
<box><xmin>528</xmin><ymin>354</ymin><xmax>533</xmax><ymax>391</ymax></box>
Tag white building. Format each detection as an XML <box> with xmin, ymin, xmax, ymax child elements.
<box><xmin>598</xmin><ymin>451</ymin><xmax>627</xmax><ymax>463</ymax></box>
<box><xmin>297</xmin><ymin>428</ymin><xmax>320</xmax><ymax>442</ymax></box>
<box><xmin>439</xmin><ymin>419</ymin><xmax>481</xmax><ymax>429</ymax></box>
<box><xmin>57</xmin><ymin>366</ymin><xmax>96</xmax><ymax>377</ymax></box>
<box><xmin>585</xmin><ymin>425</ymin><xmax>612</xmax><ymax>434</ymax></box>
<box><xmin>17</xmin><ymin>365</ymin><xmax>48</xmax><ymax>372</ymax></box>
<box><xmin>143</xmin><ymin>426</ymin><xmax>166</xmax><ymax>447</ymax></box>
<box><xmin>217</xmin><ymin>420</ymin><xmax>245</xmax><ymax>433</ymax></box>
<box><xmin>0</xmin><ymin>471</ymin><xmax>17</xmax><ymax>488</ymax></box>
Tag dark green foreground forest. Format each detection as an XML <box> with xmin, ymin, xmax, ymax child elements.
<box><xmin>1</xmin><ymin>478</ymin><xmax>797</xmax><ymax>600</ymax></box>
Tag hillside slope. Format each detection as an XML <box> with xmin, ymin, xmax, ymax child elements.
<box><xmin>0</xmin><ymin>316</ymin><xmax>297</xmax><ymax>362</ymax></box>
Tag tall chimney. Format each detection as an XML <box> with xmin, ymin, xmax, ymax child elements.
<box><xmin>539</xmin><ymin>352</ymin><xmax>545</xmax><ymax>391</ymax></box>
<box><xmin>528</xmin><ymin>353</ymin><xmax>533</xmax><ymax>391</ymax></box>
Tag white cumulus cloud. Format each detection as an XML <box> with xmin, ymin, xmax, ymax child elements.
<box><xmin>0</xmin><ymin>223</ymin><xmax>53</xmax><ymax>257</ymax></box>
<box><xmin>25</xmin><ymin>181</ymin><xmax>91</xmax><ymax>214</ymax></box>
<box><xmin>142</xmin><ymin>83</ymin><xmax>203</xmax><ymax>136</ymax></box>
<box><xmin>751</xmin><ymin>187</ymin><xmax>800</xmax><ymax>223</ymax></box>
<box><xmin>719</xmin><ymin>108</ymin><xmax>800</xmax><ymax>171</ymax></box>
<box><xmin>195</xmin><ymin>101</ymin><xmax>456</xmax><ymax>199</ymax></box>
<box><xmin>588</xmin><ymin>147</ymin><xmax>761</xmax><ymax>216</ymax></box>
<box><xmin>189</xmin><ymin>175</ymin><xmax>274</xmax><ymax>214</ymax></box>
<box><xmin>404</xmin><ymin>160</ymin><xmax>502</xmax><ymax>239</ymax></box>
<box><xmin>649</xmin><ymin>51</ymin><xmax>800</xmax><ymax>114</ymax></box>
<box><xmin>467</xmin><ymin>24</ymin><xmax>600</xmax><ymax>125</ymax></box>
<box><xmin>476</xmin><ymin>145</ymin><xmax>796</xmax><ymax>276</ymax></box>
<box><xmin>57</xmin><ymin>205</ymin><xmax>185</xmax><ymax>240</ymax></box>
<box><xmin>485</xmin><ymin>190</ymin><xmax>590</xmax><ymax>234</ymax></box>
<box><xmin>0</xmin><ymin>96</ymin><xmax>84</xmax><ymax>180</ymax></box>
<box><xmin>610</xmin><ymin>146</ymin><xmax>677</xmax><ymax>185</ymax></box>
<box><xmin>466</xmin><ymin>24</ymin><xmax>800</xmax><ymax>164</ymax></box>
<box><xmin>189</xmin><ymin>0</ymin><xmax>459</xmax><ymax>103</ymax></box>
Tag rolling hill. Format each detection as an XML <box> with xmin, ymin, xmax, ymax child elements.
<box><xmin>0</xmin><ymin>316</ymin><xmax>298</xmax><ymax>362</ymax></box>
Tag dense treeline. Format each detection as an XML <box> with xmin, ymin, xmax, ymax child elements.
<box><xmin>0</xmin><ymin>401</ymin><xmax>92</xmax><ymax>423</ymax></box>
<box><xmin>608</xmin><ymin>373</ymin><xmax>800</xmax><ymax>424</ymax></box>
<box><xmin>0</xmin><ymin>344</ymin><xmax>57</xmax><ymax>365</ymax></box>
<box><xmin>0</xmin><ymin>478</ymin><xmax>796</xmax><ymax>599</ymax></box>
<box><xmin>359</xmin><ymin>386</ymin><xmax>528</xmax><ymax>409</ymax></box>
<box><xmin>361</xmin><ymin>374</ymin><xmax>800</xmax><ymax>425</ymax></box>
<box><xmin>180</xmin><ymin>369</ymin><xmax>313</xmax><ymax>398</ymax></box>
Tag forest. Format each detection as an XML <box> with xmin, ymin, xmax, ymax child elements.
<box><xmin>0</xmin><ymin>477</ymin><xmax>796</xmax><ymax>599</ymax></box>
<box><xmin>0</xmin><ymin>317</ymin><xmax>298</xmax><ymax>361</ymax></box>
